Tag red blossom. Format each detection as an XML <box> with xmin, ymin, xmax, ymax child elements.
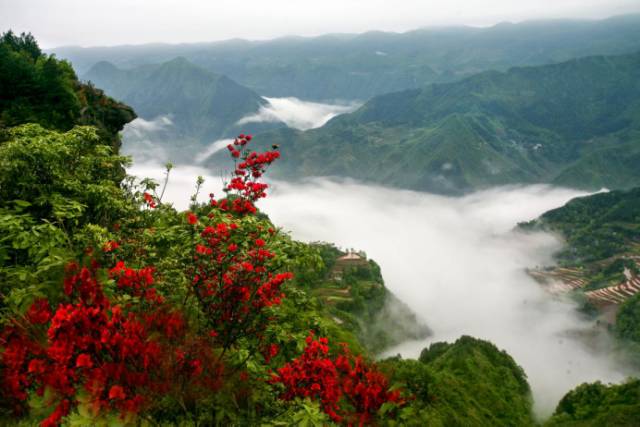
<box><xmin>143</xmin><ymin>192</ymin><xmax>157</xmax><ymax>209</ymax></box>
<box><xmin>75</xmin><ymin>353</ymin><xmax>93</xmax><ymax>368</ymax></box>
<box><xmin>187</xmin><ymin>212</ymin><xmax>198</xmax><ymax>225</ymax></box>
<box><xmin>26</xmin><ymin>298</ymin><xmax>52</xmax><ymax>325</ymax></box>
<box><xmin>272</xmin><ymin>334</ymin><xmax>401</xmax><ymax>425</ymax></box>
<box><xmin>108</xmin><ymin>385</ymin><xmax>126</xmax><ymax>400</ymax></box>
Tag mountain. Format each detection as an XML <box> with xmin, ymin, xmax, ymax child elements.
<box><xmin>546</xmin><ymin>379</ymin><xmax>640</xmax><ymax>426</ymax></box>
<box><xmin>382</xmin><ymin>336</ymin><xmax>535</xmax><ymax>426</ymax></box>
<box><xmin>521</xmin><ymin>187</ymin><xmax>640</xmax><ymax>340</ymax></box>
<box><xmin>0</xmin><ymin>31</ymin><xmax>134</xmax><ymax>149</ymax></box>
<box><xmin>5</xmin><ymin>31</ymin><xmax>640</xmax><ymax>427</ymax></box>
<box><xmin>238</xmin><ymin>51</ymin><xmax>640</xmax><ymax>194</ymax></box>
<box><xmin>52</xmin><ymin>14</ymin><xmax>640</xmax><ymax>101</ymax></box>
<box><xmin>292</xmin><ymin>243</ymin><xmax>431</xmax><ymax>353</ymax></box>
<box><xmin>83</xmin><ymin>58</ymin><xmax>283</xmax><ymax>160</ymax></box>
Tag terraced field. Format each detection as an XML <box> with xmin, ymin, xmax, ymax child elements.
<box><xmin>529</xmin><ymin>260</ymin><xmax>640</xmax><ymax>307</ymax></box>
<box><xmin>585</xmin><ymin>274</ymin><xmax>640</xmax><ymax>306</ymax></box>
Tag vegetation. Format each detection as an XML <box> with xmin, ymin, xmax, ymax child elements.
<box><xmin>616</xmin><ymin>293</ymin><xmax>640</xmax><ymax>345</ymax></box>
<box><xmin>379</xmin><ymin>336</ymin><xmax>535</xmax><ymax>426</ymax></box>
<box><xmin>522</xmin><ymin>188</ymin><xmax>640</xmax><ymax>262</ymax></box>
<box><xmin>520</xmin><ymin>188</ymin><xmax>640</xmax><ymax>368</ymax></box>
<box><xmin>53</xmin><ymin>15</ymin><xmax>640</xmax><ymax>100</ymax></box>
<box><xmin>244</xmin><ymin>51</ymin><xmax>640</xmax><ymax>194</ymax></box>
<box><xmin>521</xmin><ymin>187</ymin><xmax>640</xmax><ymax>290</ymax></box>
<box><xmin>83</xmin><ymin>58</ymin><xmax>283</xmax><ymax>161</ymax></box>
<box><xmin>0</xmin><ymin>31</ymin><xmax>134</xmax><ymax>149</ymax></box>
<box><xmin>545</xmin><ymin>379</ymin><xmax>640</xmax><ymax>426</ymax></box>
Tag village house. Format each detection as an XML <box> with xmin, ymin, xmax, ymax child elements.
<box><xmin>331</xmin><ymin>251</ymin><xmax>368</xmax><ymax>281</ymax></box>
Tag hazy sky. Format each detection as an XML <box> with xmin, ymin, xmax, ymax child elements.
<box><xmin>1</xmin><ymin>0</ymin><xmax>639</xmax><ymax>48</ymax></box>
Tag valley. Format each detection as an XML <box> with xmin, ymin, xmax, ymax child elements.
<box><xmin>3</xmin><ymin>7</ymin><xmax>640</xmax><ymax>425</ymax></box>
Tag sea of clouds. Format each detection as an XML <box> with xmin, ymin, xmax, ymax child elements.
<box><xmin>127</xmin><ymin>157</ymin><xmax>636</xmax><ymax>419</ymax></box>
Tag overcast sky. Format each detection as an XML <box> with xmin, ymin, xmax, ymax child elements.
<box><xmin>1</xmin><ymin>0</ymin><xmax>639</xmax><ymax>48</ymax></box>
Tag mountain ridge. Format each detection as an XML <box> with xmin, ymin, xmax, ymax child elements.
<box><xmin>83</xmin><ymin>58</ymin><xmax>284</xmax><ymax>159</ymax></box>
<box><xmin>238</xmin><ymin>51</ymin><xmax>640</xmax><ymax>194</ymax></box>
<box><xmin>51</xmin><ymin>14</ymin><xmax>640</xmax><ymax>100</ymax></box>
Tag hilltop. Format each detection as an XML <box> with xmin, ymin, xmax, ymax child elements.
<box><xmin>241</xmin><ymin>51</ymin><xmax>640</xmax><ymax>194</ymax></box>
<box><xmin>83</xmin><ymin>58</ymin><xmax>284</xmax><ymax>161</ymax></box>
<box><xmin>521</xmin><ymin>188</ymin><xmax>640</xmax><ymax>353</ymax></box>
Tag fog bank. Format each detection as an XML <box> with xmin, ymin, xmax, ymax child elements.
<box><xmin>127</xmin><ymin>162</ymin><xmax>636</xmax><ymax>417</ymax></box>
<box><xmin>237</xmin><ymin>97</ymin><xmax>361</xmax><ymax>130</ymax></box>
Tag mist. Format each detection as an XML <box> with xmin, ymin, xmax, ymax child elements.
<box><xmin>237</xmin><ymin>97</ymin><xmax>361</xmax><ymax>131</ymax></box>
<box><xmin>119</xmin><ymin>97</ymin><xmax>359</xmax><ymax>164</ymax></box>
<box><xmin>127</xmin><ymin>161</ymin><xmax>637</xmax><ymax>418</ymax></box>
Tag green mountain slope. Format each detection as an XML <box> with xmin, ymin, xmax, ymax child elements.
<box><xmin>522</xmin><ymin>188</ymin><xmax>640</xmax><ymax>266</ymax></box>
<box><xmin>383</xmin><ymin>336</ymin><xmax>535</xmax><ymax>426</ymax></box>
<box><xmin>83</xmin><ymin>58</ymin><xmax>283</xmax><ymax>158</ymax></box>
<box><xmin>52</xmin><ymin>15</ymin><xmax>640</xmax><ymax>100</ymax></box>
<box><xmin>520</xmin><ymin>188</ymin><xmax>640</xmax><ymax>342</ymax></box>
<box><xmin>240</xmin><ymin>52</ymin><xmax>640</xmax><ymax>194</ymax></box>
<box><xmin>545</xmin><ymin>379</ymin><xmax>640</xmax><ymax>426</ymax></box>
<box><xmin>0</xmin><ymin>31</ymin><xmax>134</xmax><ymax>149</ymax></box>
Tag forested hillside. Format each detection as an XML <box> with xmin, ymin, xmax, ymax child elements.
<box><xmin>83</xmin><ymin>58</ymin><xmax>283</xmax><ymax>155</ymax></box>
<box><xmin>243</xmin><ymin>52</ymin><xmax>640</xmax><ymax>194</ymax></box>
<box><xmin>52</xmin><ymin>15</ymin><xmax>640</xmax><ymax>100</ymax></box>
<box><xmin>0</xmin><ymin>31</ymin><xmax>134</xmax><ymax>149</ymax></box>
<box><xmin>3</xmin><ymin>30</ymin><xmax>640</xmax><ymax>426</ymax></box>
<box><xmin>521</xmin><ymin>188</ymin><xmax>640</xmax><ymax>361</ymax></box>
<box><xmin>1</xmin><ymin>32</ymin><xmax>550</xmax><ymax>426</ymax></box>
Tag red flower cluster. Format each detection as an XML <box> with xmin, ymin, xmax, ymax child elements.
<box><xmin>272</xmin><ymin>333</ymin><xmax>401</xmax><ymax>425</ymax></box>
<box><xmin>0</xmin><ymin>262</ymin><xmax>218</xmax><ymax>426</ymax></box>
<box><xmin>191</xmin><ymin>217</ymin><xmax>293</xmax><ymax>349</ymax></box>
<box><xmin>109</xmin><ymin>261</ymin><xmax>164</xmax><ymax>304</ymax></box>
<box><xmin>219</xmin><ymin>134</ymin><xmax>280</xmax><ymax>215</ymax></box>
<box><xmin>186</xmin><ymin>212</ymin><xmax>198</xmax><ymax>225</ymax></box>
<box><xmin>142</xmin><ymin>192</ymin><xmax>156</xmax><ymax>209</ymax></box>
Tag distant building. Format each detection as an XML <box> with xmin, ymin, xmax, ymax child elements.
<box><xmin>331</xmin><ymin>252</ymin><xmax>368</xmax><ymax>280</ymax></box>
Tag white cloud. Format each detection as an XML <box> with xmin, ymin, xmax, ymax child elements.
<box><xmin>237</xmin><ymin>97</ymin><xmax>361</xmax><ymax>131</ymax></box>
<box><xmin>195</xmin><ymin>139</ymin><xmax>235</xmax><ymax>164</ymax></box>
<box><xmin>124</xmin><ymin>160</ymin><xmax>638</xmax><ymax>418</ymax></box>
<box><xmin>261</xmin><ymin>179</ymin><xmax>637</xmax><ymax>418</ymax></box>
<box><xmin>122</xmin><ymin>115</ymin><xmax>173</xmax><ymax>138</ymax></box>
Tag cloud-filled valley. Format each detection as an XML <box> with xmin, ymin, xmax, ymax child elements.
<box><xmin>127</xmin><ymin>161</ymin><xmax>638</xmax><ymax>417</ymax></box>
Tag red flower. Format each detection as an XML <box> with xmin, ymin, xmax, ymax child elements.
<box><xmin>143</xmin><ymin>192</ymin><xmax>157</xmax><ymax>208</ymax></box>
<box><xmin>28</xmin><ymin>359</ymin><xmax>47</xmax><ymax>374</ymax></box>
<box><xmin>108</xmin><ymin>385</ymin><xmax>126</xmax><ymax>400</ymax></box>
<box><xmin>26</xmin><ymin>298</ymin><xmax>52</xmax><ymax>325</ymax></box>
<box><xmin>76</xmin><ymin>354</ymin><xmax>93</xmax><ymax>368</ymax></box>
<box><xmin>186</xmin><ymin>212</ymin><xmax>198</xmax><ymax>225</ymax></box>
<box><xmin>272</xmin><ymin>334</ymin><xmax>401</xmax><ymax>424</ymax></box>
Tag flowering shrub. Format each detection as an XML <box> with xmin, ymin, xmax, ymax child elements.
<box><xmin>0</xmin><ymin>132</ymin><xmax>401</xmax><ymax>426</ymax></box>
<box><xmin>0</xmin><ymin>260</ymin><xmax>223</xmax><ymax>426</ymax></box>
<box><xmin>272</xmin><ymin>332</ymin><xmax>401</xmax><ymax>426</ymax></box>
